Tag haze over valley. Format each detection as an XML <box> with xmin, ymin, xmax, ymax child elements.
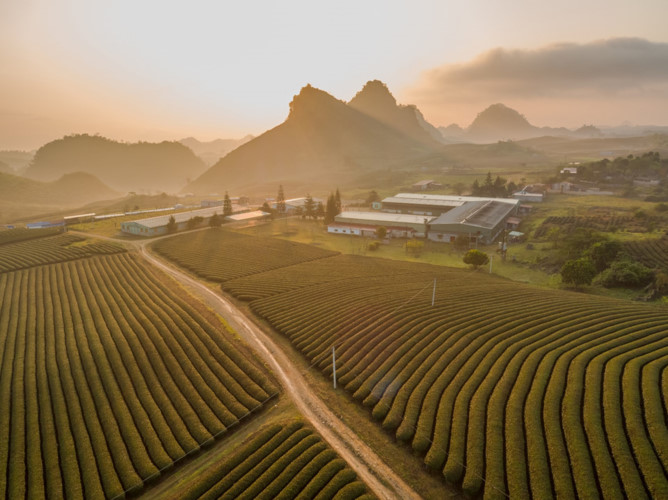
<box><xmin>2</xmin><ymin>2</ymin><xmax>668</xmax><ymax>500</ymax></box>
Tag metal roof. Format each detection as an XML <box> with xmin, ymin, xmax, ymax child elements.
<box><xmin>382</xmin><ymin>193</ymin><xmax>518</xmax><ymax>208</ymax></box>
<box><xmin>225</xmin><ymin>210</ymin><xmax>268</xmax><ymax>221</ymax></box>
<box><xmin>430</xmin><ymin>200</ymin><xmax>518</xmax><ymax>229</ymax></box>
<box><xmin>125</xmin><ymin>207</ymin><xmax>225</xmax><ymax>229</ymax></box>
<box><xmin>335</xmin><ymin>211</ymin><xmax>435</xmax><ymax>225</ymax></box>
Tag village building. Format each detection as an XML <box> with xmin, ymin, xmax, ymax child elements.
<box><xmin>329</xmin><ymin>211</ymin><xmax>434</xmax><ymax>238</ymax></box>
<box><xmin>225</xmin><ymin>210</ymin><xmax>270</xmax><ymax>223</ymax></box>
<box><xmin>512</xmin><ymin>190</ymin><xmax>544</xmax><ymax>202</ymax></box>
<box><xmin>380</xmin><ymin>193</ymin><xmax>518</xmax><ymax>216</ymax></box>
<box><xmin>121</xmin><ymin>206</ymin><xmax>227</xmax><ymax>237</ymax></box>
<box><xmin>427</xmin><ymin>199</ymin><xmax>520</xmax><ymax>245</ymax></box>
<box><xmin>411</xmin><ymin>179</ymin><xmax>443</xmax><ymax>191</ymax></box>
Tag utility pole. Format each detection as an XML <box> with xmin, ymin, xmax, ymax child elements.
<box><xmin>489</xmin><ymin>255</ymin><xmax>493</xmax><ymax>274</ymax></box>
<box><xmin>332</xmin><ymin>346</ymin><xmax>337</xmax><ymax>389</ymax></box>
<box><xmin>432</xmin><ymin>278</ymin><xmax>436</xmax><ymax>306</ymax></box>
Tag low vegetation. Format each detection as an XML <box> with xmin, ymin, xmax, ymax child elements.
<box><xmin>152</xmin><ymin>229</ymin><xmax>338</xmax><ymax>282</ymax></box>
<box><xmin>0</xmin><ymin>251</ymin><xmax>277</xmax><ymax>499</ymax></box>
<box><xmin>0</xmin><ymin>233</ymin><xmax>124</xmax><ymax>273</ymax></box>
<box><xmin>187</xmin><ymin>245</ymin><xmax>668</xmax><ymax>499</ymax></box>
<box><xmin>0</xmin><ymin>227</ymin><xmax>64</xmax><ymax>246</ymax></box>
<box><xmin>151</xmin><ymin>421</ymin><xmax>374</xmax><ymax>500</ymax></box>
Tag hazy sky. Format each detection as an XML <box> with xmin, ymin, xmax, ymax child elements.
<box><xmin>1</xmin><ymin>0</ymin><xmax>667</xmax><ymax>150</ymax></box>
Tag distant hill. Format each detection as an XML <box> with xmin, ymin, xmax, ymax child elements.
<box><xmin>186</xmin><ymin>83</ymin><xmax>444</xmax><ymax>195</ymax></box>
<box><xmin>441</xmin><ymin>103</ymin><xmax>575</xmax><ymax>143</ymax></box>
<box><xmin>0</xmin><ymin>171</ymin><xmax>117</xmax><ymax>205</ymax></box>
<box><xmin>24</xmin><ymin>134</ymin><xmax>206</xmax><ymax>193</ymax></box>
<box><xmin>574</xmin><ymin>125</ymin><xmax>604</xmax><ymax>138</ymax></box>
<box><xmin>179</xmin><ymin>136</ymin><xmax>254</xmax><ymax>166</ymax></box>
<box><xmin>0</xmin><ymin>150</ymin><xmax>34</xmax><ymax>173</ymax></box>
<box><xmin>0</xmin><ymin>160</ymin><xmax>12</xmax><ymax>174</ymax></box>
<box><xmin>0</xmin><ymin>171</ymin><xmax>119</xmax><ymax>222</ymax></box>
<box><xmin>467</xmin><ymin>103</ymin><xmax>538</xmax><ymax>142</ymax></box>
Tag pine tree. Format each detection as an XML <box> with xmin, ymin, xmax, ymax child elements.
<box><xmin>223</xmin><ymin>192</ymin><xmax>233</xmax><ymax>216</ymax></box>
<box><xmin>304</xmin><ymin>193</ymin><xmax>315</xmax><ymax>220</ymax></box>
<box><xmin>334</xmin><ymin>188</ymin><xmax>342</xmax><ymax>214</ymax></box>
<box><xmin>483</xmin><ymin>172</ymin><xmax>494</xmax><ymax>196</ymax></box>
<box><xmin>315</xmin><ymin>201</ymin><xmax>325</xmax><ymax>219</ymax></box>
<box><xmin>277</xmin><ymin>185</ymin><xmax>286</xmax><ymax>216</ymax></box>
<box><xmin>166</xmin><ymin>215</ymin><xmax>177</xmax><ymax>233</ymax></box>
<box><xmin>324</xmin><ymin>193</ymin><xmax>337</xmax><ymax>224</ymax></box>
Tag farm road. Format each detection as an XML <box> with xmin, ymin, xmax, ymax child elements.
<box><xmin>77</xmin><ymin>231</ymin><xmax>420</xmax><ymax>500</ymax></box>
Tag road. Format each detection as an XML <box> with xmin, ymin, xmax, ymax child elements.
<box><xmin>79</xmin><ymin>231</ymin><xmax>420</xmax><ymax>500</ymax></box>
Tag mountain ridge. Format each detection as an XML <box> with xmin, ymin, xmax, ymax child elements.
<box><xmin>185</xmin><ymin>82</ymin><xmax>444</xmax><ymax>194</ymax></box>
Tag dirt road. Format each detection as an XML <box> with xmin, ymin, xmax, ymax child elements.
<box><xmin>80</xmin><ymin>231</ymin><xmax>420</xmax><ymax>499</ymax></box>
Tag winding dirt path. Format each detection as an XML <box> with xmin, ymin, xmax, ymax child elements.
<box><xmin>79</xmin><ymin>231</ymin><xmax>420</xmax><ymax>499</ymax></box>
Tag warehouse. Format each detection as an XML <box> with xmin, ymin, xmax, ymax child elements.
<box><xmin>121</xmin><ymin>206</ymin><xmax>226</xmax><ymax>236</ymax></box>
<box><xmin>225</xmin><ymin>210</ymin><xmax>270</xmax><ymax>223</ymax></box>
<box><xmin>380</xmin><ymin>193</ymin><xmax>518</xmax><ymax>216</ymax></box>
<box><xmin>427</xmin><ymin>199</ymin><xmax>519</xmax><ymax>245</ymax></box>
<box><xmin>329</xmin><ymin>211</ymin><xmax>434</xmax><ymax>238</ymax></box>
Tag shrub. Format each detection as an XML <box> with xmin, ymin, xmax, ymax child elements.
<box><xmin>560</xmin><ymin>258</ymin><xmax>597</xmax><ymax>288</ymax></box>
<box><xmin>588</xmin><ymin>240</ymin><xmax>622</xmax><ymax>272</ymax></box>
<box><xmin>367</xmin><ymin>241</ymin><xmax>380</xmax><ymax>251</ymax></box>
<box><xmin>463</xmin><ymin>249</ymin><xmax>489</xmax><ymax>269</ymax></box>
<box><xmin>598</xmin><ymin>260</ymin><xmax>654</xmax><ymax>288</ymax></box>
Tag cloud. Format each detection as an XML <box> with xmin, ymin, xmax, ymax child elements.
<box><xmin>407</xmin><ymin>38</ymin><xmax>668</xmax><ymax>126</ymax></box>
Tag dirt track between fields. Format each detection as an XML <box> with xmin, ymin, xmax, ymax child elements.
<box><xmin>78</xmin><ymin>230</ymin><xmax>420</xmax><ymax>499</ymax></box>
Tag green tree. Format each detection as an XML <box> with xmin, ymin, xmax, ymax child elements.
<box><xmin>304</xmin><ymin>194</ymin><xmax>315</xmax><ymax>220</ymax></box>
<box><xmin>315</xmin><ymin>201</ymin><xmax>325</xmax><ymax>220</ymax></box>
<box><xmin>209</xmin><ymin>212</ymin><xmax>222</xmax><ymax>228</ymax></box>
<box><xmin>463</xmin><ymin>249</ymin><xmax>489</xmax><ymax>269</ymax></box>
<box><xmin>223</xmin><ymin>192</ymin><xmax>233</xmax><ymax>216</ymax></box>
<box><xmin>186</xmin><ymin>216</ymin><xmax>204</xmax><ymax>230</ymax></box>
<box><xmin>599</xmin><ymin>260</ymin><xmax>654</xmax><ymax>288</ymax></box>
<box><xmin>366</xmin><ymin>190</ymin><xmax>381</xmax><ymax>204</ymax></box>
<box><xmin>166</xmin><ymin>215</ymin><xmax>177</xmax><ymax>233</ymax></box>
<box><xmin>334</xmin><ymin>188</ymin><xmax>342</xmax><ymax>213</ymax></box>
<box><xmin>560</xmin><ymin>258</ymin><xmax>597</xmax><ymax>288</ymax></box>
<box><xmin>483</xmin><ymin>172</ymin><xmax>494</xmax><ymax>196</ymax></box>
<box><xmin>324</xmin><ymin>193</ymin><xmax>337</xmax><ymax>224</ymax></box>
<box><xmin>376</xmin><ymin>226</ymin><xmax>387</xmax><ymax>239</ymax></box>
<box><xmin>588</xmin><ymin>240</ymin><xmax>622</xmax><ymax>272</ymax></box>
<box><xmin>260</xmin><ymin>201</ymin><xmax>275</xmax><ymax>220</ymax></box>
<box><xmin>276</xmin><ymin>185</ymin><xmax>286</xmax><ymax>216</ymax></box>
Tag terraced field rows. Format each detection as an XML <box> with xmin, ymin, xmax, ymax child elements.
<box><xmin>0</xmin><ymin>253</ymin><xmax>277</xmax><ymax>499</ymax></box>
<box><xmin>534</xmin><ymin>215</ymin><xmax>656</xmax><ymax>237</ymax></box>
<box><xmin>219</xmin><ymin>257</ymin><xmax>668</xmax><ymax>499</ymax></box>
<box><xmin>152</xmin><ymin>229</ymin><xmax>339</xmax><ymax>282</ymax></box>
<box><xmin>0</xmin><ymin>233</ymin><xmax>124</xmax><ymax>273</ymax></box>
<box><xmin>153</xmin><ymin>421</ymin><xmax>374</xmax><ymax>500</ymax></box>
<box><xmin>624</xmin><ymin>237</ymin><xmax>668</xmax><ymax>271</ymax></box>
<box><xmin>0</xmin><ymin>227</ymin><xmax>64</xmax><ymax>246</ymax></box>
